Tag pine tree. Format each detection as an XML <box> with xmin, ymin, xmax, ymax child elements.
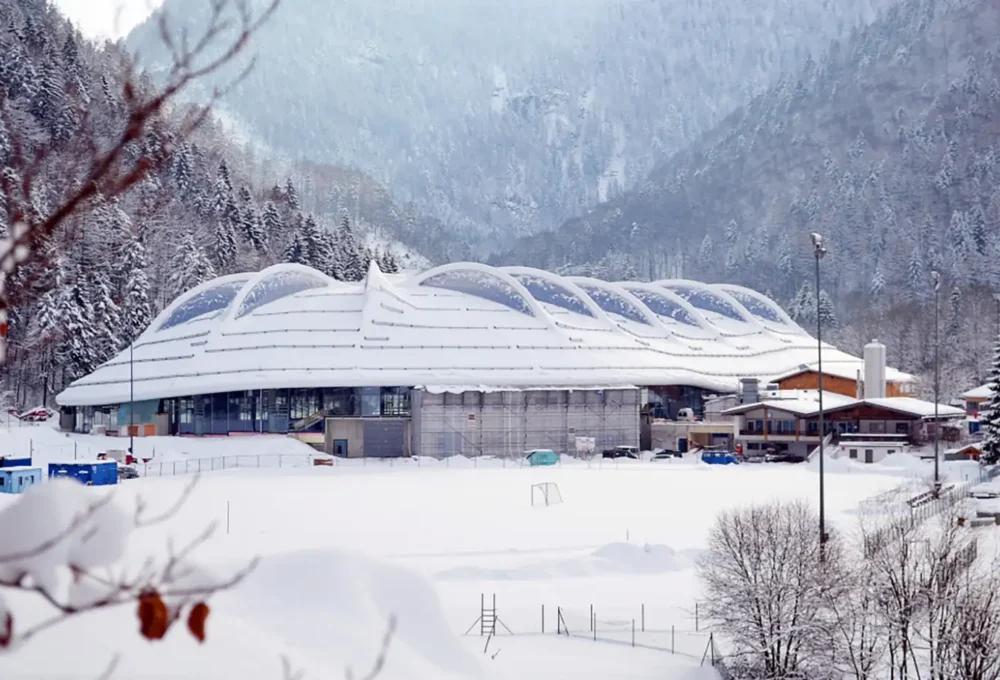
<box><xmin>869</xmin><ymin>265</ymin><xmax>886</xmax><ymax>299</ymax></box>
<box><xmin>213</xmin><ymin>219</ymin><xmax>237</xmax><ymax>271</ymax></box>
<box><xmin>982</xmin><ymin>336</ymin><xmax>1000</xmax><ymax>464</ymax></box>
<box><xmin>724</xmin><ymin>219</ymin><xmax>738</xmax><ymax>245</ymax></box>
<box><xmin>907</xmin><ymin>248</ymin><xmax>924</xmax><ymax>301</ymax></box>
<box><xmin>170</xmin><ymin>234</ymin><xmax>217</xmax><ymax>298</ymax></box>
<box><xmin>237</xmin><ymin>186</ymin><xmax>266</xmax><ymax>251</ymax></box>
<box><xmin>379</xmin><ymin>248</ymin><xmax>400</xmax><ymax>274</ymax></box>
<box><xmin>300</xmin><ymin>215</ymin><xmax>333</xmax><ymax>273</ymax></box>
<box><xmin>790</xmin><ymin>282</ymin><xmax>816</xmax><ymax>323</ymax></box>
<box><xmin>336</xmin><ymin>215</ymin><xmax>364</xmax><ymax>281</ymax></box>
<box><xmin>120</xmin><ymin>238</ymin><xmax>152</xmax><ymax>344</ymax></box>
<box><xmin>262</xmin><ymin>200</ymin><xmax>282</xmax><ymax>238</ymax></box>
<box><xmin>818</xmin><ymin>290</ymin><xmax>837</xmax><ymax>329</ymax></box>
<box><xmin>285</xmin><ymin>177</ymin><xmax>300</xmax><ymax>211</ymax></box>
<box><xmin>947</xmin><ymin>286</ymin><xmax>962</xmax><ymax>337</ymax></box>
<box><xmin>698</xmin><ymin>234</ymin><xmax>714</xmax><ymax>265</ymax></box>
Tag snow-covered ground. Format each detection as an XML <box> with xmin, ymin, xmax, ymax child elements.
<box><xmin>0</xmin><ymin>426</ymin><xmax>992</xmax><ymax>679</ymax></box>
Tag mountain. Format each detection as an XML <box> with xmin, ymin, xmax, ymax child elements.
<box><xmin>0</xmin><ymin>0</ymin><xmax>430</xmax><ymax>408</ymax></box>
<box><xmin>127</xmin><ymin>0</ymin><xmax>895</xmax><ymax>254</ymax></box>
<box><xmin>501</xmin><ymin>0</ymin><xmax>1000</xmax><ymax>394</ymax></box>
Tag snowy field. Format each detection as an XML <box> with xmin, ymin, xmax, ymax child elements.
<box><xmin>0</xmin><ymin>425</ymin><xmax>991</xmax><ymax>680</ymax></box>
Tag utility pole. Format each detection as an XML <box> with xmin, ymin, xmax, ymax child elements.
<box><xmin>932</xmin><ymin>271</ymin><xmax>941</xmax><ymax>496</ymax></box>
<box><xmin>810</xmin><ymin>232</ymin><xmax>828</xmax><ymax>557</ymax></box>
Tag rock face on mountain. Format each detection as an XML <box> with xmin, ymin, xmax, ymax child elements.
<box><xmin>129</xmin><ymin>0</ymin><xmax>893</xmax><ymax>254</ymax></box>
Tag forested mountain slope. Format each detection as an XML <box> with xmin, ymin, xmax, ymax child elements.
<box><xmin>0</xmin><ymin>0</ymin><xmax>429</xmax><ymax>407</ymax></box>
<box><xmin>502</xmin><ymin>0</ymin><xmax>1000</xmax><ymax>394</ymax></box>
<box><xmin>128</xmin><ymin>0</ymin><xmax>894</xmax><ymax>254</ymax></box>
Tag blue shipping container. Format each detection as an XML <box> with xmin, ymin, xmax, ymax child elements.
<box><xmin>47</xmin><ymin>461</ymin><xmax>118</xmax><ymax>486</ymax></box>
<box><xmin>0</xmin><ymin>467</ymin><xmax>43</xmax><ymax>494</ymax></box>
<box><xmin>0</xmin><ymin>456</ymin><xmax>31</xmax><ymax>468</ymax></box>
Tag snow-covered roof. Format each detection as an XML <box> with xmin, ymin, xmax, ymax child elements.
<box><xmin>722</xmin><ymin>390</ymin><xmax>859</xmax><ymax>416</ymax></box>
<box><xmin>723</xmin><ymin>391</ymin><xmax>962</xmax><ymax>419</ymax></box>
<box><xmin>771</xmin><ymin>362</ymin><xmax>913</xmax><ymax>385</ymax></box>
<box><xmin>962</xmin><ymin>383</ymin><xmax>995</xmax><ymax>400</ymax></box>
<box><xmin>57</xmin><ymin>261</ymin><xmax>912</xmax><ymax>407</ymax></box>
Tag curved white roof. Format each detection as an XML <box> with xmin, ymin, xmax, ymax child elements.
<box><xmin>56</xmin><ymin>261</ymin><xmax>914</xmax><ymax>406</ymax></box>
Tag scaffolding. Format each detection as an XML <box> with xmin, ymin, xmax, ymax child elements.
<box><xmin>414</xmin><ymin>388</ymin><xmax>640</xmax><ymax>458</ymax></box>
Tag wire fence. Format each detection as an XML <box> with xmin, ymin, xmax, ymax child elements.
<box><xmin>461</xmin><ymin>594</ymin><xmax>727</xmax><ymax>669</ymax></box>
<box><xmin>138</xmin><ymin>454</ymin><xmax>316</xmax><ymax>477</ymax></box>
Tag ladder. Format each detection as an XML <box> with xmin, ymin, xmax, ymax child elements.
<box><xmin>481</xmin><ymin>594</ymin><xmax>496</xmax><ymax>636</ymax></box>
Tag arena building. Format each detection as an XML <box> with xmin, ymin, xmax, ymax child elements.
<box><xmin>55</xmin><ymin>261</ymin><xmax>913</xmax><ymax>458</ymax></box>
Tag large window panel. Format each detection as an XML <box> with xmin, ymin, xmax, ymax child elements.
<box><xmin>158</xmin><ymin>280</ymin><xmax>248</xmax><ymax>331</ymax></box>
<box><xmin>236</xmin><ymin>270</ymin><xmax>329</xmax><ymax>318</ymax></box>
<box><xmin>577</xmin><ymin>285</ymin><xmax>650</xmax><ymax>325</ymax></box>
<box><xmin>664</xmin><ymin>285</ymin><xmax>744</xmax><ymax>321</ymax></box>
<box><xmin>624</xmin><ymin>288</ymin><xmax>699</xmax><ymax>326</ymax></box>
<box><xmin>419</xmin><ymin>269</ymin><xmax>535</xmax><ymax>316</ymax></box>
<box><xmin>509</xmin><ymin>274</ymin><xmax>594</xmax><ymax>317</ymax></box>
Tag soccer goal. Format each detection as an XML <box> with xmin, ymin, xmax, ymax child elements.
<box><xmin>531</xmin><ymin>482</ymin><xmax>563</xmax><ymax>507</ymax></box>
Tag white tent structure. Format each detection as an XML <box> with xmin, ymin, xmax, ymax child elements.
<box><xmin>56</xmin><ymin>261</ymin><xmax>913</xmax><ymax>457</ymax></box>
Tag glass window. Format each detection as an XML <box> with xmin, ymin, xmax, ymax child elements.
<box><xmin>236</xmin><ymin>270</ymin><xmax>329</xmax><ymax>318</ymax></box>
<box><xmin>577</xmin><ymin>285</ymin><xmax>650</xmax><ymax>325</ymax></box>
<box><xmin>158</xmin><ymin>279</ymin><xmax>248</xmax><ymax>331</ymax></box>
<box><xmin>850</xmin><ymin>449</ymin><xmax>858</xmax><ymax>458</ymax></box>
<box><xmin>289</xmin><ymin>389</ymin><xmax>320</xmax><ymax>420</ymax></box>
<box><xmin>324</xmin><ymin>388</ymin><xmax>356</xmax><ymax>416</ymax></box>
<box><xmin>381</xmin><ymin>388</ymin><xmax>411</xmax><ymax>417</ymax></box>
<box><xmin>360</xmin><ymin>387</ymin><xmax>381</xmax><ymax>417</ymax></box>
<box><xmin>509</xmin><ymin>273</ymin><xmax>594</xmax><ymax>317</ymax></box>
<box><xmin>623</xmin><ymin>287</ymin><xmax>699</xmax><ymax>326</ymax></box>
<box><xmin>721</xmin><ymin>288</ymin><xmax>784</xmax><ymax>323</ymax></box>
<box><xmin>419</xmin><ymin>269</ymin><xmax>535</xmax><ymax>316</ymax></box>
<box><xmin>663</xmin><ymin>285</ymin><xmax>744</xmax><ymax>321</ymax></box>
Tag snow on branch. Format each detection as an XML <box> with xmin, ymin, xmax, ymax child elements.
<box><xmin>0</xmin><ymin>476</ymin><xmax>255</xmax><ymax>651</ymax></box>
<box><xmin>0</xmin><ymin>0</ymin><xmax>280</xmax><ymax>363</ymax></box>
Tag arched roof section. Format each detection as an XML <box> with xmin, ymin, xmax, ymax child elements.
<box><xmin>229</xmin><ymin>263</ymin><xmax>334</xmax><ymax>321</ymax></box>
<box><xmin>412</xmin><ymin>263</ymin><xmax>549</xmax><ymax>319</ymax></box>
<box><xmin>502</xmin><ymin>266</ymin><xmax>607</xmax><ymax>320</ymax></box>
<box><xmin>617</xmin><ymin>283</ymin><xmax>712</xmax><ymax>330</ymax></box>
<box><xmin>714</xmin><ymin>284</ymin><xmax>803</xmax><ymax>331</ymax></box>
<box><xmin>566</xmin><ymin>277</ymin><xmax>661</xmax><ymax>327</ymax></box>
<box><xmin>656</xmin><ymin>279</ymin><xmax>760</xmax><ymax>327</ymax></box>
<box><xmin>153</xmin><ymin>273</ymin><xmax>253</xmax><ymax>334</ymax></box>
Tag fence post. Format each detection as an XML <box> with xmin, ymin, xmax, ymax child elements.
<box><xmin>671</xmin><ymin>625</ymin><xmax>675</xmax><ymax>654</ymax></box>
<box><xmin>593</xmin><ymin>610</ymin><xmax>596</xmax><ymax>641</ymax></box>
<box><xmin>590</xmin><ymin>604</ymin><xmax>593</xmax><ymax>632</ymax></box>
<box><xmin>631</xmin><ymin>619</ymin><xmax>635</xmax><ymax>647</ymax></box>
<box><xmin>641</xmin><ymin>604</ymin><xmax>645</xmax><ymax>632</ymax></box>
<box><xmin>173</xmin><ymin>461</ymin><xmax>177</xmax><ymax>475</ymax></box>
<box><xmin>695</xmin><ymin>602</ymin><xmax>699</xmax><ymax>631</ymax></box>
<box><xmin>257</xmin><ymin>454</ymin><xmax>261</xmax><ymax>468</ymax></box>
<box><xmin>74</xmin><ymin>442</ymin><xmax>77</xmax><ymax>460</ymax></box>
<box><xmin>541</xmin><ymin>605</ymin><xmax>544</xmax><ymax>634</ymax></box>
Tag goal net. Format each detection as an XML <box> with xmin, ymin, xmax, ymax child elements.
<box><xmin>531</xmin><ymin>482</ymin><xmax>563</xmax><ymax>507</ymax></box>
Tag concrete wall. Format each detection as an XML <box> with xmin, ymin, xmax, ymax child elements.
<box><xmin>415</xmin><ymin>388</ymin><xmax>640</xmax><ymax>458</ymax></box>
<box><xmin>324</xmin><ymin>418</ymin><xmax>366</xmax><ymax>457</ymax></box>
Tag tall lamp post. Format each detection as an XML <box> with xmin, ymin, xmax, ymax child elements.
<box><xmin>129</xmin><ymin>340</ymin><xmax>135</xmax><ymax>456</ymax></box>
<box><xmin>932</xmin><ymin>271</ymin><xmax>941</xmax><ymax>496</ymax></box>
<box><xmin>810</xmin><ymin>232</ymin><xmax>828</xmax><ymax>554</ymax></box>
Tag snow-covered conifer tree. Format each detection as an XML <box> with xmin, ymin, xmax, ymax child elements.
<box><xmin>982</xmin><ymin>337</ymin><xmax>1000</xmax><ymax>464</ymax></box>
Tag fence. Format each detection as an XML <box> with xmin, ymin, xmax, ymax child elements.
<box><xmin>462</xmin><ymin>594</ymin><xmax>724</xmax><ymax>667</ymax></box>
<box><xmin>139</xmin><ymin>453</ymin><xmax>315</xmax><ymax>477</ymax></box>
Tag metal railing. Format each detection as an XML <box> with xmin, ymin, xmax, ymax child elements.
<box><xmin>139</xmin><ymin>453</ymin><xmax>315</xmax><ymax>477</ymax></box>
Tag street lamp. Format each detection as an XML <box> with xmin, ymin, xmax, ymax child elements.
<box><xmin>810</xmin><ymin>232</ymin><xmax>828</xmax><ymax>554</ymax></box>
<box><xmin>932</xmin><ymin>271</ymin><xmax>941</xmax><ymax>496</ymax></box>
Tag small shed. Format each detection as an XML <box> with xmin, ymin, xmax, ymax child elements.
<box><xmin>0</xmin><ymin>466</ymin><xmax>43</xmax><ymax>494</ymax></box>
<box><xmin>0</xmin><ymin>456</ymin><xmax>31</xmax><ymax>468</ymax></box>
<box><xmin>525</xmin><ymin>449</ymin><xmax>559</xmax><ymax>467</ymax></box>
<box><xmin>47</xmin><ymin>461</ymin><xmax>118</xmax><ymax>486</ymax></box>
<box><xmin>944</xmin><ymin>443</ymin><xmax>982</xmax><ymax>461</ymax></box>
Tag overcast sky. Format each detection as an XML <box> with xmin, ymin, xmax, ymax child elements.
<box><xmin>53</xmin><ymin>0</ymin><xmax>161</xmax><ymax>40</ymax></box>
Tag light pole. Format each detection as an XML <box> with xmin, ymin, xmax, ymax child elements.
<box><xmin>129</xmin><ymin>339</ymin><xmax>135</xmax><ymax>456</ymax></box>
<box><xmin>932</xmin><ymin>271</ymin><xmax>941</xmax><ymax>496</ymax></box>
<box><xmin>811</xmin><ymin>232</ymin><xmax>828</xmax><ymax>555</ymax></box>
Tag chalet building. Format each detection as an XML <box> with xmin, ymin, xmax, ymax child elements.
<box><xmin>723</xmin><ymin>392</ymin><xmax>964</xmax><ymax>460</ymax></box>
<box><xmin>961</xmin><ymin>384</ymin><xmax>994</xmax><ymax>415</ymax></box>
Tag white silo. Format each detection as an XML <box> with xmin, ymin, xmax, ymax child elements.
<box><xmin>863</xmin><ymin>340</ymin><xmax>887</xmax><ymax>399</ymax></box>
